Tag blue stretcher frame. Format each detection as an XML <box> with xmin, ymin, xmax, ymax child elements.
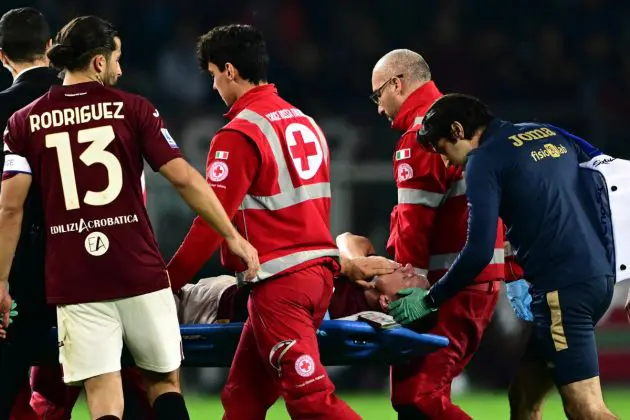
<box><xmin>47</xmin><ymin>321</ymin><xmax>449</xmax><ymax>367</ymax></box>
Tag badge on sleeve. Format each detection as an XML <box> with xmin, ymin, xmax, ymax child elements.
<box><xmin>295</xmin><ymin>354</ymin><xmax>315</xmax><ymax>377</ymax></box>
<box><xmin>397</xmin><ymin>163</ymin><xmax>413</xmax><ymax>182</ymax></box>
<box><xmin>160</xmin><ymin>128</ymin><xmax>178</xmax><ymax>149</ymax></box>
<box><xmin>395</xmin><ymin>148</ymin><xmax>411</xmax><ymax>160</ymax></box>
<box><xmin>215</xmin><ymin>151</ymin><xmax>229</xmax><ymax>160</ymax></box>
<box><xmin>208</xmin><ymin>161</ymin><xmax>229</xmax><ymax>182</ymax></box>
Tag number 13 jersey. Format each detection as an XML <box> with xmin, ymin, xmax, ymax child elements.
<box><xmin>3</xmin><ymin>81</ymin><xmax>182</xmax><ymax>304</ymax></box>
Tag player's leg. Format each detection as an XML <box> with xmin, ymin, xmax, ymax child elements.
<box><xmin>532</xmin><ymin>276</ymin><xmax>617</xmax><ymax>420</ymax></box>
<box><xmin>249</xmin><ymin>264</ymin><xmax>361</xmax><ymax>420</ymax></box>
<box><xmin>30</xmin><ymin>364</ymin><xmax>80</xmax><ymax>420</ymax></box>
<box><xmin>118</xmin><ymin>288</ymin><xmax>189</xmax><ymax>420</ymax></box>
<box><xmin>121</xmin><ymin>367</ymin><xmax>154</xmax><ymax>419</ymax></box>
<box><xmin>221</xmin><ymin>318</ymin><xmax>281</xmax><ymax>419</ymax></box>
<box><xmin>391</xmin><ymin>283</ymin><xmax>499</xmax><ymax>420</ymax></box>
<box><xmin>507</xmin><ymin>336</ymin><xmax>554</xmax><ymax>420</ymax></box>
<box><xmin>56</xmin><ymin>302</ymin><xmax>125</xmax><ymax>419</ymax></box>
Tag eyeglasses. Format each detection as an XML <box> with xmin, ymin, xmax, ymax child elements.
<box><xmin>370</xmin><ymin>74</ymin><xmax>403</xmax><ymax>105</ymax></box>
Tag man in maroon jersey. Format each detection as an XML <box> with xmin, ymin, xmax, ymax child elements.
<box><xmin>0</xmin><ymin>16</ymin><xmax>259</xmax><ymax>420</ymax></box>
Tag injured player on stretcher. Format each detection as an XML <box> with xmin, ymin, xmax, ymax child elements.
<box><xmin>175</xmin><ymin>267</ymin><xmax>429</xmax><ymax>325</ymax></box>
<box><xmin>26</xmin><ymin>250</ymin><xmax>425</xmax><ymax>420</ymax></box>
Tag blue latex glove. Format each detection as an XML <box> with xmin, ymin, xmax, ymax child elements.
<box><xmin>388</xmin><ymin>288</ymin><xmax>436</xmax><ymax>325</ymax></box>
<box><xmin>505</xmin><ymin>279</ymin><xmax>533</xmax><ymax>321</ymax></box>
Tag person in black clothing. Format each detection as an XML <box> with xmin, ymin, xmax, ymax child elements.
<box><xmin>0</xmin><ymin>7</ymin><xmax>59</xmax><ymax>419</ymax></box>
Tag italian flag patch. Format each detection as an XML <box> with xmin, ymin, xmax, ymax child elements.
<box><xmin>215</xmin><ymin>151</ymin><xmax>229</xmax><ymax>160</ymax></box>
<box><xmin>395</xmin><ymin>148</ymin><xmax>411</xmax><ymax>160</ymax></box>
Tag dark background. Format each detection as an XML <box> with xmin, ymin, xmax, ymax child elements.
<box><xmin>2</xmin><ymin>0</ymin><xmax>629</xmax><ymax>393</ymax></box>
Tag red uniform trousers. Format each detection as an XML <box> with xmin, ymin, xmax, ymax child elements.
<box><xmin>221</xmin><ymin>263</ymin><xmax>360</xmax><ymax>420</ymax></box>
<box><xmin>9</xmin><ymin>380</ymin><xmax>37</xmax><ymax>420</ymax></box>
<box><xmin>391</xmin><ymin>282</ymin><xmax>500</xmax><ymax>420</ymax></box>
<box><xmin>28</xmin><ymin>365</ymin><xmax>152</xmax><ymax>419</ymax></box>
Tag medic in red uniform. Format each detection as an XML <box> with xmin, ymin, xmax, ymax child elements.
<box><xmin>371</xmin><ymin>49</ymin><xmax>504</xmax><ymax>420</ymax></box>
<box><xmin>167</xmin><ymin>25</ymin><xmax>360</xmax><ymax>420</ymax></box>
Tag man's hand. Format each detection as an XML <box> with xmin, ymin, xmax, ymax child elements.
<box><xmin>387</xmin><ymin>288</ymin><xmax>436</xmax><ymax>324</ymax></box>
<box><xmin>506</xmin><ymin>279</ymin><xmax>533</xmax><ymax>322</ymax></box>
<box><xmin>343</xmin><ymin>256</ymin><xmax>400</xmax><ymax>288</ymax></box>
<box><xmin>0</xmin><ymin>282</ymin><xmax>13</xmax><ymax>330</ymax></box>
<box><xmin>225</xmin><ymin>233</ymin><xmax>260</xmax><ymax>281</ymax></box>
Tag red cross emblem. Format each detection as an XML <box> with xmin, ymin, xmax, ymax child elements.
<box><xmin>285</xmin><ymin>124</ymin><xmax>324</xmax><ymax>180</ymax></box>
<box><xmin>289</xmin><ymin>130</ymin><xmax>319</xmax><ymax>171</ymax></box>
<box><xmin>208</xmin><ymin>161</ymin><xmax>229</xmax><ymax>182</ymax></box>
<box><xmin>397</xmin><ymin>163</ymin><xmax>413</xmax><ymax>182</ymax></box>
<box><xmin>295</xmin><ymin>354</ymin><xmax>315</xmax><ymax>377</ymax></box>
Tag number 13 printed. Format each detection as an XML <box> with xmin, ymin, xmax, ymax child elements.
<box><xmin>45</xmin><ymin>125</ymin><xmax>123</xmax><ymax>211</ymax></box>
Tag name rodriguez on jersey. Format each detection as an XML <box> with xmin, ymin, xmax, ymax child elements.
<box><xmin>50</xmin><ymin>214</ymin><xmax>139</xmax><ymax>235</ymax></box>
<box><xmin>28</xmin><ymin>101</ymin><xmax>124</xmax><ymax>133</ymax></box>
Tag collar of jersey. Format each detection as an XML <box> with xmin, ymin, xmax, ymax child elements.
<box><xmin>392</xmin><ymin>80</ymin><xmax>442</xmax><ymax>132</ymax></box>
<box><xmin>224</xmin><ymin>83</ymin><xmax>278</xmax><ymax>120</ymax></box>
<box><xmin>478</xmin><ymin>118</ymin><xmax>504</xmax><ymax>146</ymax></box>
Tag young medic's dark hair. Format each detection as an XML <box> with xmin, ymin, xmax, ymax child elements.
<box><xmin>47</xmin><ymin>16</ymin><xmax>118</xmax><ymax>72</ymax></box>
<box><xmin>0</xmin><ymin>8</ymin><xmax>50</xmax><ymax>63</ymax></box>
<box><xmin>196</xmin><ymin>24</ymin><xmax>269</xmax><ymax>84</ymax></box>
<box><xmin>417</xmin><ymin>93</ymin><xmax>495</xmax><ymax>149</ymax></box>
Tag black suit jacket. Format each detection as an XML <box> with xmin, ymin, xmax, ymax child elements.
<box><xmin>0</xmin><ymin>67</ymin><xmax>60</xmax><ymax>305</ymax></box>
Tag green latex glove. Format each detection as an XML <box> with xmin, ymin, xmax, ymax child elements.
<box><xmin>9</xmin><ymin>300</ymin><xmax>17</xmax><ymax>324</ymax></box>
<box><xmin>388</xmin><ymin>288</ymin><xmax>436</xmax><ymax>325</ymax></box>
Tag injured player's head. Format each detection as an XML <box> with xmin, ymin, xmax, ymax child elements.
<box><xmin>368</xmin><ymin>264</ymin><xmax>430</xmax><ymax>312</ymax></box>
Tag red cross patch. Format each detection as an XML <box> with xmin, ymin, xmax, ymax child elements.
<box><xmin>295</xmin><ymin>354</ymin><xmax>315</xmax><ymax>377</ymax></box>
<box><xmin>397</xmin><ymin>163</ymin><xmax>413</xmax><ymax>182</ymax></box>
<box><xmin>208</xmin><ymin>161</ymin><xmax>229</xmax><ymax>182</ymax></box>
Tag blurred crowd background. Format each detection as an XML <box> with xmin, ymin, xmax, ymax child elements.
<box><xmin>2</xmin><ymin>0</ymin><xmax>630</xmax><ymax>394</ymax></box>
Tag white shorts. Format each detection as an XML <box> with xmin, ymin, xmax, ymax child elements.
<box><xmin>56</xmin><ymin>287</ymin><xmax>182</xmax><ymax>385</ymax></box>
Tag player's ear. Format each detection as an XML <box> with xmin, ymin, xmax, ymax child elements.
<box><xmin>46</xmin><ymin>39</ymin><xmax>53</xmax><ymax>51</ymax></box>
<box><xmin>92</xmin><ymin>54</ymin><xmax>106</xmax><ymax>74</ymax></box>
<box><xmin>0</xmin><ymin>50</ymin><xmax>14</xmax><ymax>73</ymax></box>
<box><xmin>450</xmin><ymin>122</ymin><xmax>465</xmax><ymax>141</ymax></box>
<box><xmin>225</xmin><ymin>62</ymin><xmax>236</xmax><ymax>82</ymax></box>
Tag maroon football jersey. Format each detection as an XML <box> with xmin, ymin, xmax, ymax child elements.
<box><xmin>2</xmin><ymin>81</ymin><xmax>181</xmax><ymax>304</ymax></box>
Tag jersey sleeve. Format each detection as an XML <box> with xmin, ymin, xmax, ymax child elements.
<box><xmin>134</xmin><ymin>97</ymin><xmax>182</xmax><ymax>171</ymax></box>
<box><xmin>2</xmin><ymin>115</ymin><xmax>32</xmax><ymax>180</ymax></box>
<box><xmin>427</xmin><ymin>150</ymin><xmax>502</xmax><ymax>306</ymax></box>
<box><xmin>389</xmin><ymin>138</ymin><xmax>447</xmax><ymax>271</ymax></box>
<box><xmin>166</xmin><ymin>130</ymin><xmax>261</xmax><ymax>290</ymax></box>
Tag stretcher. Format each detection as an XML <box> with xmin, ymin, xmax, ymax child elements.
<box><xmin>46</xmin><ymin>321</ymin><xmax>449</xmax><ymax>367</ymax></box>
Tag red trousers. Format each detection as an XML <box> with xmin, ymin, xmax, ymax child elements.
<box><xmin>221</xmin><ymin>264</ymin><xmax>360</xmax><ymax>420</ymax></box>
<box><xmin>391</xmin><ymin>282</ymin><xmax>500</xmax><ymax>420</ymax></box>
<box><xmin>15</xmin><ymin>365</ymin><xmax>153</xmax><ymax>419</ymax></box>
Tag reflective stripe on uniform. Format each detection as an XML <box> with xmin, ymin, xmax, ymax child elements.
<box><xmin>234</xmin><ymin>109</ymin><xmax>332</xmax><ymax>210</ymax></box>
<box><xmin>237</xmin><ymin>248</ymin><xmax>340</xmax><ymax>283</ymax></box>
<box><xmin>444</xmin><ymin>178</ymin><xmax>466</xmax><ymax>200</ymax></box>
<box><xmin>241</xmin><ymin>183</ymin><xmax>331</xmax><ymax>210</ymax></box>
<box><xmin>397</xmin><ymin>188</ymin><xmax>443</xmax><ymax>207</ymax></box>
<box><xmin>305</xmin><ymin>116</ymin><xmax>329</xmax><ymax>165</ymax></box>
<box><xmin>397</xmin><ymin>179</ymin><xmax>466</xmax><ymax>207</ymax></box>
<box><xmin>428</xmin><ymin>248</ymin><xmax>505</xmax><ymax>271</ymax></box>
